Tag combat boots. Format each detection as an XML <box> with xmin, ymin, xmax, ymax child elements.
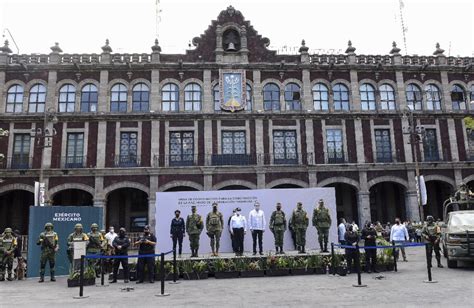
<box><xmin>51</xmin><ymin>272</ymin><xmax>56</xmax><ymax>282</ymax></box>
<box><xmin>275</xmin><ymin>246</ymin><xmax>280</xmax><ymax>254</ymax></box>
<box><xmin>301</xmin><ymin>246</ymin><xmax>306</xmax><ymax>254</ymax></box>
<box><xmin>6</xmin><ymin>274</ymin><xmax>13</xmax><ymax>281</ymax></box>
<box><xmin>38</xmin><ymin>276</ymin><xmax>44</xmax><ymax>283</ymax></box>
<box><xmin>324</xmin><ymin>242</ymin><xmax>329</xmax><ymax>253</ymax></box>
<box><xmin>279</xmin><ymin>246</ymin><xmax>285</xmax><ymax>254</ymax></box>
<box><xmin>437</xmin><ymin>258</ymin><xmax>444</xmax><ymax>268</ymax></box>
<box><xmin>297</xmin><ymin>246</ymin><xmax>304</xmax><ymax>254</ymax></box>
<box><xmin>319</xmin><ymin>242</ymin><xmax>324</xmax><ymax>253</ymax></box>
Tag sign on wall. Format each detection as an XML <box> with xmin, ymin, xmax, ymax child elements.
<box><xmin>27</xmin><ymin>206</ymin><xmax>103</xmax><ymax>278</ymax></box>
<box><xmin>155</xmin><ymin>188</ymin><xmax>337</xmax><ymax>254</ymax></box>
<box><xmin>219</xmin><ymin>69</ymin><xmax>247</xmax><ymax>112</ymax></box>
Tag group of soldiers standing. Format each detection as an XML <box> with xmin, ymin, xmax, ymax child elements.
<box><xmin>171</xmin><ymin>199</ymin><xmax>332</xmax><ymax>257</ymax></box>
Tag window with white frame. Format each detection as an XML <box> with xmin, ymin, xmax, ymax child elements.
<box><xmin>284</xmin><ymin>83</ymin><xmax>301</xmax><ymax>111</ymax></box>
<box><xmin>184</xmin><ymin>83</ymin><xmax>202</xmax><ymax>111</ymax></box>
<box><xmin>406</xmin><ymin>84</ymin><xmax>422</xmax><ymax>110</ymax></box>
<box><xmin>222</xmin><ymin>131</ymin><xmax>246</xmax><ymax>155</ymax></box>
<box><xmin>312</xmin><ymin>83</ymin><xmax>329</xmax><ymax>111</ymax></box>
<box><xmin>246</xmin><ymin>83</ymin><xmax>252</xmax><ymax>111</ymax></box>
<box><xmin>58</xmin><ymin>84</ymin><xmax>76</xmax><ymax>113</ymax></box>
<box><xmin>273</xmin><ymin>130</ymin><xmax>297</xmax><ymax>164</ymax></box>
<box><xmin>6</xmin><ymin>84</ymin><xmax>24</xmax><ymax>113</ymax></box>
<box><xmin>110</xmin><ymin>83</ymin><xmax>127</xmax><ymax>112</ymax></box>
<box><xmin>326</xmin><ymin>129</ymin><xmax>344</xmax><ymax>163</ymax></box>
<box><xmin>28</xmin><ymin>84</ymin><xmax>46</xmax><ymax>113</ymax></box>
<box><xmin>119</xmin><ymin>132</ymin><xmax>138</xmax><ymax>166</ymax></box>
<box><xmin>80</xmin><ymin>84</ymin><xmax>98</xmax><ymax>112</ymax></box>
<box><xmin>374</xmin><ymin>129</ymin><xmax>392</xmax><ymax>162</ymax></box>
<box><xmin>169</xmin><ymin>131</ymin><xmax>194</xmax><ymax>166</ymax></box>
<box><xmin>66</xmin><ymin>133</ymin><xmax>84</xmax><ymax>168</ymax></box>
<box><xmin>12</xmin><ymin>134</ymin><xmax>30</xmax><ymax>169</ymax></box>
<box><xmin>161</xmin><ymin>83</ymin><xmax>179</xmax><ymax>112</ymax></box>
<box><xmin>263</xmin><ymin>83</ymin><xmax>280</xmax><ymax>111</ymax></box>
<box><xmin>379</xmin><ymin>84</ymin><xmax>396</xmax><ymax>110</ymax></box>
<box><xmin>213</xmin><ymin>84</ymin><xmax>220</xmax><ymax>111</ymax></box>
<box><xmin>423</xmin><ymin>129</ymin><xmax>439</xmax><ymax>161</ymax></box>
<box><xmin>333</xmin><ymin>83</ymin><xmax>349</xmax><ymax>111</ymax></box>
<box><xmin>425</xmin><ymin>84</ymin><xmax>441</xmax><ymax>111</ymax></box>
<box><xmin>451</xmin><ymin>84</ymin><xmax>466</xmax><ymax>110</ymax></box>
<box><xmin>360</xmin><ymin>83</ymin><xmax>376</xmax><ymax>111</ymax></box>
<box><xmin>132</xmin><ymin>83</ymin><xmax>149</xmax><ymax>112</ymax></box>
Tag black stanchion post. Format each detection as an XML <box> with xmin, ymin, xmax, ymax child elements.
<box><xmin>392</xmin><ymin>241</ymin><xmax>398</xmax><ymax>272</ymax></box>
<box><xmin>423</xmin><ymin>243</ymin><xmax>437</xmax><ymax>283</ymax></box>
<box><xmin>73</xmin><ymin>255</ymin><xmax>89</xmax><ymax>299</ymax></box>
<box><xmin>169</xmin><ymin>249</ymin><xmax>180</xmax><ymax>285</ymax></box>
<box><xmin>331</xmin><ymin>243</ymin><xmax>336</xmax><ymax>276</ymax></box>
<box><xmin>155</xmin><ymin>252</ymin><xmax>170</xmax><ymax>297</ymax></box>
<box><xmin>100</xmin><ymin>258</ymin><xmax>104</xmax><ymax>285</ymax></box>
<box><xmin>352</xmin><ymin>244</ymin><xmax>367</xmax><ymax>287</ymax></box>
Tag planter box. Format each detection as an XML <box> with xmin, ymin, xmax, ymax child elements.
<box><xmin>386</xmin><ymin>264</ymin><xmax>395</xmax><ymax>271</ymax></box>
<box><xmin>266</xmin><ymin>269</ymin><xmax>290</xmax><ymax>276</ymax></box>
<box><xmin>214</xmin><ymin>271</ymin><xmax>240</xmax><ymax>279</ymax></box>
<box><xmin>375</xmin><ymin>264</ymin><xmax>386</xmax><ymax>272</ymax></box>
<box><xmin>182</xmin><ymin>272</ymin><xmax>209</xmax><ymax>280</ymax></box>
<box><xmin>313</xmin><ymin>267</ymin><xmax>327</xmax><ymax>275</ymax></box>
<box><xmin>240</xmin><ymin>270</ymin><xmax>265</xmax><ymax>278</ymax></box>
<box><xmin>291</xmin><ymin>268</ymin><xmax>313</xmax><ymax>275</ymax></box>
<box><xmin>154</xmin><ymin>273</ymin><xmax>180</xmax><ymax>281</ymax></box>
<box><xmin>67</xmin><ymin>278</ymin><xmax>96</xmax><ymax>288</ymax></box>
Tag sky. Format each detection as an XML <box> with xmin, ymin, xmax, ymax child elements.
<box><xmin>0</xmin><ymin>0</ymin><xmax>473</xmax><ymax>57</ymax></box>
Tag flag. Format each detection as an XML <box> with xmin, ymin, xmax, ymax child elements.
<box><xmin>418</xmin><ymin>175</ymin><xmax>427</xmax><ymax>206</ymax></box>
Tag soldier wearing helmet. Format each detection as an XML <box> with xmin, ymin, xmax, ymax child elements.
<box><xmin>36</xmin><ymin>222</ymin><xmax>58</xmax><ymax>282</ymax></box>
<box><xmin>87</xmin><ymin>223</ymin><xmax>104</xmax><ymax>277</ymax></box>
<box><xmin>0</xmin><ymin>228</ymin><xmax>17</xmax><ymax>281</ymax></box>
<box><xmin>67</xmin><ymin>223</ymin><xmax>89</xmax><ymax>265</ymax></box>
<box><xmin>422</xmin><ymin>215</ymin><xmax>444</xmax><ymax>268</ymax></box>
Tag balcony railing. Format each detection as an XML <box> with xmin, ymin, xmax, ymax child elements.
<box><xmin>211</xmin><ymin>154</ymin><xmax>257</xmax><ymax>166</ymax></box>
<box><xmin>62</xmin><ymin>156</ymin><xmax>86</xmax><ymax>168</ymax></box>
<box><xmin>0</xmin><ymin>156</ymin><xmax>32</xmax><ymax>169</ymax></box>
<box><xmin>326</xmin><ymin>150</ymin><xmax>347</xmax><ymax>164</ymax></box>
<box><xmin>114</xmin><ymin>155</ymin><xmax>141</xmax><ymax>167</ymax></box>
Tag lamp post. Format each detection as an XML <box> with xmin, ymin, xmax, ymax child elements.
<box><xmin>30</xmin><ymin>107</ymin><xmax>58</xmax><ymax>206</ymax></box>
<box><xmin>401</xmin><ymin>107</ymin><xmax>426</xmax><ymax>221</ymax></box>
<box><xmin>0</xmin><ymin>128</ymin><xmax>9</xmax><ymax>183</ymax></box>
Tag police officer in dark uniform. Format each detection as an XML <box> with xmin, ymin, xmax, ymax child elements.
<box><xmin>361</xmin><ymin>222</ymin><xmax>378</xmax><ymax>273</ymax></box>
<box><xmin>134</xmin><ymin>225</ymin><xmax>157</xmax><ymax>283</ymax></box>
<box><xmin>111</xmin><ymin>227</ymin><xmax>130</xmax><ymax>283</ymax></box>
<box><xmin>344</xmin><ymin>225</ymin><xmax>359</xmax><ymax>274</ymax></box>
<box><xmin>170</xmin><ymin>210</ymin><xmax>185</xmax><ymax>257</ymax></box>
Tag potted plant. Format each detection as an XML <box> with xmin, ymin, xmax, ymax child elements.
<box><xmin>266</xmin><ymin>256</ymin><xmax>290</xmax><ymax>276</ymax></box>
<box><xmin>180</xmin><ymin>260</ymin><xmax>196</xmax><ymax>280</ymax></box>
<box><xmin>308</xmin><ymin>254</ymin><xmax>326</xmax><ymax>274</ymax></box>
<box><xmin>67</xmin><ymin>266</ymin><xmax>96</xmax><ymax>288</ymax></box>
<box><xmin>192</xmin><ymin>260</ymin><xmax>209</xmax><ymax>279</ymax></box>
<box><xmin>327</xmin><ymin>253</ymin><xmax>346</xmax><ymax>276</ymax></box>
<box><xmin>240</xmin><ymin>259</ymin><xmax>265</xmax><ymax>278</ymax></box>
<box><xmin>290</xmin><ymin>257</ymin><xmax>312</xmax><ymax>275</ymax></box>
<box><xmin>212</xmin><ymin>259</ymin><xmax>239</xmax><ymax>279</ymax></box>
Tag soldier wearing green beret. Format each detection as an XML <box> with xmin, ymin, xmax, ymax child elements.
<box><xmin>290</xmin><ymin>202</ymin><xmax>309</xmax><ymax>254</ymax></box>
<box><xmin>312</xmin><ymin>199</ymin><xmax>332</xmax><ymax>253</ymax></box>
<box><xmin>36</xmin><ymin>223</ymin><xmax>58</xmax><ymax>282</ymax></box>
<box><xmin>186</xmin><ymin>205</ymin><xmax>204</xmax><ymax>257</ymax></box>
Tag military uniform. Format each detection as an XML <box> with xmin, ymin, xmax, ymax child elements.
<box><xmin>312</xmin><ymin>203</ymin><xmax>332</xmax><ymax>252</ymax></box>
<box><xmin>270</xmin><ymin>208</ymin><xmax>287</xmax><ymax>254</ymax></box>
<box><xmin>67</xmin><ymin>224</ymin><xmax>89</xmax><ymax>264</ymax></box>
<box><xmin>422</xmin><ymin>217</ymin><xmax>444</xmax><ymax>268</ymax></box>
<box><xmin>290</xmin><ymin>204</ymin><xmax>309</xmax><ymax>253</ymax></box>
<box><xmin>87</xmin><ymin>223</ymin><xmax>104</xmax><ymax>277</ymax></box>
<box><xmin>206</xmin><ymin>207</ymin><xmax>224</xmax><ymax>256</ymax></box>
<box><xmin>186</xmin><ymin>207</ymin><xmax>204</xmax><ymax>257</ymax></box>
<box><xmin>36</xmin><ymin>223</ymin><xmax>58</xmax><ymax>282</ymax></box>
<box><xmin>0</xmin><ymin>228</ymin><xmax>17</xmax><ymax>281</ymax></box>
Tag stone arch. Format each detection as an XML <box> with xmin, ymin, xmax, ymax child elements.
<box><xmin>404</xmin><ymin>79</ymin><xmax>424</xmax><ymax>89</ymax></box>
<box><xmin>462</xmin><ymin>174</ymin><xmax>474</xmax><ymax>185</ymax></box>
<box><xmin>317</xmin><ymin>177</ymin><xmax>360</xmax><ymax>191</ymax></box>
<box><xmin>448</xmin><ymin>80</ymin><xmax>468</xmax><ymax>91</ymax></box>
<box><xmin>182</xmin><ymin>78</ymin><xmax>204</xmax><ymax>90</ymax></box>
<box><xmin>423</xmin><ymin>175</ymin><xmax>455</xmax><ymax>188</ymax></box>
<box><xmin>267</xmin><ymin>178</ymin><xmax>308</xmax><ymax>189</ymax></box>
<box><xmin>25</xmin><ymin>79</ymin><xmax>48</xmax><ymax>92</ymax></box>
<box><xmin>158</xmin><ymin>78</ymin><xmax>181</xmax><ymax>89</ymax></box>
<box><xmin>49</xmin><ymin>183</ymin><xmax>95</xmax><ymax>199</ymax></box>
<box><xmin>103</xmin><ymin>181</ymin><xmax>149</xmax><ymax>198</ymax></box>
<box><xmin>130</xmin><ymin>78</ymin><xmax>151</xmax><ymax>89</ymax></box>
<box><xmin>377</xmin><ymin>79</ymin><xmax>397</xmax><ymax>89</ymax></box>
<box><xmin>77</xmin><ymin>78</ymin><xmax>100</xmax><ymax>90</ymax></box>
<box><xmin>0</xmin><ymin>183</ymin><xmax>35</xmax><ymax>195</ymax></box>
<box><xmin>107</xmin><ymin>78</ymin><xmax>130</xmax><ymax>92</ymax></box>
<box><xmin>158</xmin><ymin>181</ymin><xmax>203</xmax><ymax>192</ymax></box>
<box><xmin>367</xmin><ymin>176</ymin><xmax>408</xmax><ymax>190</ymax></box>
<box><xmin>310</xmin><ymin>78</ymin><xmax>331</xmax><ymax>90</ymax></box>
<box><xmin>330</xmin><ymin>79</ymin><xmax>351</xmax><ymax>89</ymax></box>
<box><xmin>423</xmin><ymin>79</ymin><xmax>443</xmax><ymax>90</ymax></box>
<box><xmin>359</xmin><ymin>79</ymin><xmax>378</xmax><ymax>89</ymax></box>
<box><xmin>261</xmin><ymin>78</ymin><xmax>283</xmax><ymax>89</ymax></box>
<box><xmin>3</xmin><ymin>80</ymin><xmax>26</xmax><ymax>93</ymax></box>
<box><xmin>282</xmin><ymin>78</ymin><xmax>303</xmax><ymax>88</ymax></box>
<box><xmin>212</xmin><ymin>180</ymin><xmax>256</xmax><ymax>190</ymax></box>
<box><xmin>55</xmin><ymin>79</ymin><xmax>78</xmax><ymax>93</ymax></box>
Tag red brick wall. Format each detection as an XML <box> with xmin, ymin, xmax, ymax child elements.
<box><xmin>141</xmin><ymin>121</ymin><xmax>151</xmax><ymax>167</ymax></box>
<box><xmin>313</xmin><ymin>119</ymin><xmax>324</xmax><ymax>164</ymax></box>
<box><xmin>345</xmin><ymin>119</ymin><xmax>357</xmax><ymax>163</ymax></box>
<box><xmin>87</xmin><ymin>122</ymin><xmax>98</xmax><ymax>168</ymax></box>
<box><xmin>105</xmin><ymin>122</ymin><xmax>116</xmax><ymax>168</ymax></box>
<box><xmin>455</xmin><ymin>119</ymin><xmax>467</xmax><ymax>161</ymax></box>
<box><xmin>362</xmin><ymin>120</ymin><xmax>373</xmax><ymax>163</ymax></box>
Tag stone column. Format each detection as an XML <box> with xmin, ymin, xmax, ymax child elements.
<box><xmin>349</xmin><ymin>70</ymin><xmax>360</xmax><ymax>111</ymax></box>
<box><xmin>98</xmin><ymin>70</ymin><xmax>109</xmax><ymax>112</ymax></box>
<box><xmin>308</xmin><ymin>170</ymin><xmax>317</xmax><ymax>187</ymax></box>
<box><xmin>357</xmin><ymin>171</ymin><xmax>371</xmax><ymax>225</ymax></box>
<box><xmin>447</xmin><ymin>118</ymin><xmax>459</xmax><ymax>162</ymax></box>
<box><xmin>252</xmin><ymin>70</ymin><xmax>263</xmax><ymax>111</ymax></box>
<box><xmin>0</xmin><ymin>71</ymin><xmax>5</xmax><ymax>112</ymax></box>
<box><xmin>149</xmin><ymin>175</ymin><xmax>158</xmax><ymax>231</ymax></box>
<box><xmin>257</xmin><ymin>171</ymin><xmax>266</xmax><ymax>189</ymax></box>
<box><xmin>305</xmin><ymin>119</ymin><xmax>315</xmax><ymax>163</ymax></box>
<box><xmin>93</xmin><ymin>199</ymin><xmax>106</xmax><ymax>228</ymax></box>
<box><xmin>204</xmin><ymin>120</ymin><xmax>212</xmax><ymax>165</ymax></box>
<box><xmin>204</xmin><ymin>172</ymin><xmax>213</xmax><ymax>191</ymax></box>
<box><xmin>255</xmin><ymin>119</ymin><xmax>264</xmax><ymax>165</ymax></box>
<box><xmin>203</xmin><ymin>70</ymin><xmax>212</xmax><ymax>113</ymax></box>
<box><xmin>354</xmin><ymin>119</ymin><xmax>365</xmax><ymax>163</ymax></box>
<box><xmin>151</xmin><ymin>120</ymin><xmax>160</xmax><ymax>166</ymax></box>
<box><xmin>302</xmin><ymin>70</ymin><xmax>312</xmax><ymax>110</ymax></box>
<box><xmin>406</xmin><ymin>170</ymin><xmax>421</xmax><ymax>221</ymax></box>
<box><xmin>401</xmin><ymin>117</ymin><xmax>413</xmax><ymax>163</ymax></box>
<box><xmin>96</xmin><ymin>121</ymin><xmax>107</xmax><ymax>168</ymax></box>
<box><xmin>150</xmin><ymin>69</ymin><xmax>160</xmax><ymax>112</ymax></box>
<box><xmin>440</xmin><ymin>71</ymin><xmax>452</xmax><ymax>111</ymax></box>
<box><xmin>395</xmin><ymin>71</ymin><xmax>407</xmax><ymax>110</ymax></box>
<box><xmin>43</xmin><ymin>71</ymin><xmax>58</xmax><ymax>171</ymax></box>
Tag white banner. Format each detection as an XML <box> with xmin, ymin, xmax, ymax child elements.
<box><xmin>418</xmin><ymin>175</ymin><xmax>427</xmax><ymax>206</ymax></box>
<box><xmin>155</xmin><ymin>188</ymin><xmax>337</xmax><ymax>254</ymax></box>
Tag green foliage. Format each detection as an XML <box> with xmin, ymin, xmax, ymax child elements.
<box><xmin>211</xmin><ymin>258</ymin><xmax>236</xmax><ymax>272</ymax></box>
<box><xmin>307</xmin><ymin>254</ymin><xmax>324</xmax><ymax>268</ymax></box>
<box><xmin>465</xmin><ymin>116</ymin><xmax>474</xmax><ymax>130</ymax></box>
<box><xmin>192</xmin><ymin>260</ymin><xmax>208</xmax><ymax>273</ymax></box>
<box><xmin>247</xmin><ymin>260</ymin><xmax>262</xmax><ymax>271</ymax></box>
<box><xmin>180</xmin><ymin>260</ymin><xmax>194</xmax><ymax>274</ymax></box>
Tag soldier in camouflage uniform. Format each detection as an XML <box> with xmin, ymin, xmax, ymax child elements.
<box><xmin>36</xmin><ymin>222</ymin><xmax>58</xmax><ymax>282</ymax></box>
<box><xmin>67</xmin><ymin>223</ymin><xmax>89</xmax><ymax>264</ymax></box>
<box><xmin>186</xmin><ymin>205</ymin><xmax>204</xmax><ymax>257</ymax></box>
<box><xmin>291</xmin><ymin>202</ymin><xmax>309</xmax><ymax>254</ymax></box>
<box><xmin>206</xmin><ymin>202</ymin><xmax>224</xmax><ymax>256</ymax></box>
<box><xmin>0</xmin><ymin>228</ymin><xmax>17</xmax><ymax>281</ymax></box>
<box><xmin>312</xmin><ymin>199</ymin><xmax>332</xmax><ymax>252</ymax></box>
<box><xmin>87</xmin><ymin>223</ymin><xmax>105</xmax><ymax>277</ymax></box>
<box><xmin>422</xmin><ymin>215</ymin><xmax>444</xmax><ymax>268</ymax></box>
<box><xmin>269</xmin><ymin>203</ymin><xmax>287</xmax><ymax>254</ymax></box>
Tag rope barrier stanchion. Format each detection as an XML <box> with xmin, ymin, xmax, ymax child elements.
<box><xmin>331</xmin><ymin>242</ymin><xmax>336</xmax><ymax>276</ymax></box>
<box><xmin>73</xmin><ymin>255</ymin><xmax>89</xmax><ymax>299</ymax></box>
<box><xmin>168</xmin><ymin>249</ymin><xmax>180</xmax><ymax>285</ymax></box>
<box><xmin>392</xmin><ymin>241</ymin><xmax>398</xmax><ymax>272</ymax></box>
<box><xmin>96</xmin><ymin>257</ymin><xmax>108</xmax><ymax>287</ymax></box>
<box><xmin>352</xmin><ymin>244</ymin><xmax>367</xmax><ymax>288</ymax></box>
<box><xmin>423</xmin><ymin>243</ymin><xmax>437</xmax><ymax>283</ymax></box>
<box><xmin>155</xmin><ymin>252</ymin><xmax>170</xmax><ymax>297</ymax></box>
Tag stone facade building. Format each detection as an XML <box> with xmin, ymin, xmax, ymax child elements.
<box><xmin>1</xmin><ymin>6</ymin><xmax>473</xmax><ymax>233</ymax></box>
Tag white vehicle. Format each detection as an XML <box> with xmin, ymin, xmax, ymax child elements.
<box><xmin>441</xmin><ymin>210</ymin><xmax>474</xmax><ymax>268</ymax></box>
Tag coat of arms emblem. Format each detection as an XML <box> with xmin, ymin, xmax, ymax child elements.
<box><xmin>219</xmin><ymin>70</ymin><xmax>246</xmax><ymax>112</ymax></box>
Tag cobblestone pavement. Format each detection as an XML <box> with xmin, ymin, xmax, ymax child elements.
<box><xmin>0</xmin><ymin>247</ymin><xmax>473</xmax><ymax>308</ymax></box>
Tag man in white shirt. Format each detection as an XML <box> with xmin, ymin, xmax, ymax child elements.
<box><xmin>390</xmin><ymin>218</ymin><xmax>409</xmax><ymax>261</ymax></box>
<box><xmin>249</xmin><ymin>201</ymin><xmax>266</xmax><ymax>255</ymax></box>
<box><xmin>338</xmin><ymin>218</ymin><xmax>347</xmax><ymax>244</ymax></box>
<box><xmin>230</xmin><ymin>207</ymin><xmax>247</xmax><ymax>256</ymax></box>
<box><xmin>105</xmin><ymin>226</ymin><xmax>117</xmax><ymax>250</ymax></box>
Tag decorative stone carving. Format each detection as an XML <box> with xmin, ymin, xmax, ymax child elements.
<box><xmin>345</xmin><ymin>40</ymin><xmax>356</xmax><ymax>54</ymax></box>
<box><xmin>0</xmin><ymin>40</ymin><xmax>12</xmax><ymax>54</ymax></box>
<box><xmin>101</xmin><ymin>39</ymin><xmax>112</xmax><ymax>53</ymax></box>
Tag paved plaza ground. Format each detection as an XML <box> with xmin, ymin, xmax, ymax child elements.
<box><xmin>0</xmin><ymin>247</ymin><xmax>473</xmax><ymax>308</ymax></box>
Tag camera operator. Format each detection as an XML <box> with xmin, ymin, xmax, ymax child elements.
<box><xmin>134</xmin><ymin>225</ymin><xmax>156</xmax><ymax>283</ymax></box>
